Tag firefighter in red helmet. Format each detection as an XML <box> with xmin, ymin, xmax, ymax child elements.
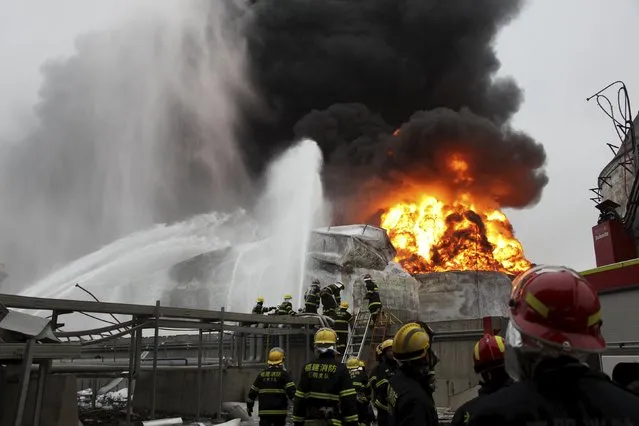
<box><xmin>467</xmin><ymin>265</ymin><xmax>639</xmax><ymax>426</ymax></box>
<box><xmin>450</xmin><ymin>334</ymin><xmax>512</xmax><ymax>426</ymax></box>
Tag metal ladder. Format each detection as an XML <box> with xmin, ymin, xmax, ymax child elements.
<box><xmin>341</xmin><ymin>310</ymin><xmax>372</xmax><ymax>363</ymax></box>
<box><xmin>366</xmin><ymin>310</ymin><xmax>402</xmax><ymax>366</ymax></box>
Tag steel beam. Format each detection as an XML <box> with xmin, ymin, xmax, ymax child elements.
<box><xmin>0</xmin><ymin>343</ymin><xmax>82</xmax><ymax>360</ymax></box>
<box><xmin>0</xmin><ymin>293</ymin><xmax>321</xmax><ymax>326</ymax></box>
<box><xmin>150</xmin><ymin>301</ymin><xmax>161</xmax><ymax>419</ymax></box>
<box><xmin>14</xmin><ymin>339</ymin><xmax>35</xmax><ymax>426</ymax></box>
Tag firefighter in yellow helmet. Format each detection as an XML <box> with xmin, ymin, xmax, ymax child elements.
<box><xmin>292</xmin><ymin>328</ymin><xmax>358</xmax><ymax>426</ymax></box>
<box><xmin>346</xmin><ymin>357</ymin><xmax>374</xmax><ymax>426</ymax></box>
<box><xmin>334</xmin><ymin>301</ymin><xmax>353</xmax><ymax>353</ymax></box>
<box><xmin>368</xmin><ymin>339</ymin><xmax>397</xmax><ymax>426</ymax></box>
<box><xmin>247</xmin><ymin>347</ymin><xmax>296</xmax><ymax>426</ymax></box>
<box><xmin>253</xmin><ymin>296</ymin><xmax>276</xmax><ymax>315</ymax></box>
<box><xmin>275</xmin><ymin>293</ymin><xmax>294</xmax><ymax>315</ymax></box>
<box><xmin>387</xmin><ymin>323</ymin><xmax>438</xmax><ymax>426</ymax></box>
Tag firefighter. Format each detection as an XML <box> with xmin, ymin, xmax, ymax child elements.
<box><xmin>292</xmin><ymin>327</ymin><xmax>358</xmax><ymax>426</ymax></box>
<box><xmin>320</xmin><ymin>282</ymin><xmax>344</xmax><ymax>318</ymax></box>
<box><xmin>362</xmin><ymin>274</ymin><xmax>382</xmax><ymax>321</ymax></box>
<box><xmin>368</xmin><ymin>339</ymin><xmax>398</xmax><ymax>426</ymax></box>
<box><xmin>275</xmin><ymin>294</ymin><xmax>294</xmax><ymax>315</ymax></box>
<box><xmin>245</xmin><ymin>296</ymin><xmax>274</xmax><ymax>326</ymax></box>
<box><xmin>387</xmin><ymin>322</ymin><xmax>439</xmax><ymax>426</ymax></box>
<box><xmin>346</xmin><ymin>357</ymin><xmax>373</xmax><ymax>426</ymax></box>
<box><xmin>451</xmin><ymin>334</ymin><xmax>512</xmax><ymax>426</ymax></box>
<box><xmin>253</xmin><ymin>296</ymin><xmax>275</xmax><ymax>315</ymax></box>
<box><xmin>466</xmin><ymin>265</ymin><xmax>639</xmax><ymax>426</ymax></box>
<box><xmin>247</xmin><ymin>347</ymin><xmax>296</xmax><ymax>426</ymax></box>
<box><xmin>304</xmin><ymin>279</ymin><xmax>321</xmax><ymax>314</ymax></box>
<box><xmin>334</xmin><ymin>302</ymin><xmax>353</xmax><ymax>354</ymax></box>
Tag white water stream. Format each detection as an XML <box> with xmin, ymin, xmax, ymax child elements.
<box><xmin>20</xmin><ymin>139</ymin><xmax>327</xmax><ymax>329</ymax></box>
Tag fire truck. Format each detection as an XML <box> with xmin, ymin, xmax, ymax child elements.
<box><xmin>581</xmin><ymin>85</ymin><xmax>639</xmax><ymax>385</ymax></box>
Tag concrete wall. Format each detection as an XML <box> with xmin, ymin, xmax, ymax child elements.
<box><xmin>132</xmin><ymin>332</ymin><xmax>313</xmax><ymax>417</ymax></box>
<box><xmin>0</xmin><ymin>367</ymin><xmax>78</xmax><ymax>426</ymax></box>
<box><xmin>133</xmin><ymin>366</ymin><xmax>260</xmax><ymax>417</ymax></box>
<box><xmin>415</xmin><ymin>271</ymin><xmax>512</xmax><ymax>322</ymax></box>
<box><xmin>429</xmin><ymin>319</ymin><xmax>483</xmax><ymax>407</ymax></box>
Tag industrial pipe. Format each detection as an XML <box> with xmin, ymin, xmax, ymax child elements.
<box><xmin>141</xmin><ymin>418</ymin><xmax>183</xmax><ymax>426</ymax></box>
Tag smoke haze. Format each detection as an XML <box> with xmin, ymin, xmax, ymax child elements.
<box><xmin>0</xmin><ymin>0</ymin><xmax>548</xmax><ymax>287</ymax></box>
<box><xmin>0</xmin><ymin>1</ymin><xmax>255</xmax><ymax>288</ymax></box>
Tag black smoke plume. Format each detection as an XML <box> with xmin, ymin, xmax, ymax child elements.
<box><xmin>0</xmin><ymin>0</ymin><xmax>548</xmax><ymax>287</ymax></box>
<box><xmin>241</xmin><ymin>0</ymin><xmax>548</xmax><ymax>221</ymax></box>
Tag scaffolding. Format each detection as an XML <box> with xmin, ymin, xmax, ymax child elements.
<box><xmin>0</xmin><ymin>293</ymin><xmax>323</xmax><ymax>426</ymax></box>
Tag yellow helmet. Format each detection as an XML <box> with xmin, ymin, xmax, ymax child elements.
<box><xmin>358</xmin><ymin>360</ymin><xmax>365</xmax><ymax>368</ymax></box>
<box><xmin>314</xmin><ymin>327</ymin><xmax>337</xmax><ymax>345</ymax></box>
<box><xmin>340</xmin><ymin>301</ymin><xmax>349</xmax><ymax>309</ymax></box>
<box><xmin>376</xmin><ymin>339</ymin><xmax>394</xmax><ymax>356</ymax></box>
<box><xmin>392</xmin><ymin>322</ymin><xmax>431</xmax><ymax>362</ymax></box>
<box><xmin>257</xmin><ymin>296</ymin><xmax>265</xmax><ymax>303</ymax></box>
<box><xmin>267</xmin><ymin>347</ymin><xmax>285</xmax><ymax>365</ymax></box>
<box><xmin>284</xmin><ymin>293</ymin><xmax>293</xmax><ymax>300</ymax></box>
<box><xmin>346</xmin><ymin>357</ymin><xmax>360</xmax><ymax>369</ymax></box>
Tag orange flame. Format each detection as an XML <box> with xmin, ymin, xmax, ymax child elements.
<box><xmin>379</xmin><ymin>153</ymin><xmax>531</xmax><ymax>275</ymax></box>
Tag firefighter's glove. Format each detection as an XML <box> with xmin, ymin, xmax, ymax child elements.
<box><xmin>246</xmin><ymin>400</ymin><xmax>254</xmax><ymax>416</ymax></box>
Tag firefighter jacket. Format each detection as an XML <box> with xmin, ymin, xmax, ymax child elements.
<box><xmin>320</xmin><ymin>287</ymin><xmax>338</xmax><ymax>311</ymax></box>
<box><xmin>369</xmin><ymin>359</ymin><xmax>398</xmax><ymax>415</ymax></box>
<box><xmin>292</xmin><ymin>353</ymin><xmax>358</xmax><ymax>426</ymax></box>
<box><xmin>450</xmin><ymin>373</ymin><xmax>512</xmax><ymax>426</ymax></box>
<box><xmin>326</xmin><ymin>284</ymin><xmax>342</xmax><ymax>304</ymax></box>
<box><xmin>465</xmin><ymin>358</ymin><xmax>639</xmax><ymax>426</ymax></box>
<box><xmin>348</xmin><ymin>368</ymin><xmax>371</xmax><ymax>403</ymax></box>
<box><xmin>247</xmin><ymin>366</ymin><xmax>296</xmax><ymax>416</ymax></box>
<box><xmin>388</xmin><ymin>367</ymin><xmax>439</xmax><ymax>426</ymax></box>
<box><xmin>277</xmin><ymin>301</ymin><xmax>293</xmax><ymax>315</ymax></box>
<box><xmin>253</xmin><ymin>302</ymin><xmax>275</xmax><ymax>315</ymax></box>
<box><xmin>253</xmin><ymin>302</ymin><xmax>266</xmax><ymax>315</ymax></box>
<box><xmin>363</xmin><ymin>280</ymin><xmax>382</xmax><ymax>312</ymax></box>
<box><xmin>349</xmin><ymin>368</ymin><xmax>374</xmax><ymax>425</ymax></box>
<box><xmin>333</xmin><ymin>309</ymin><xmax>352</xmax><ymax>334</ymax></box>
<box><xmin>305</xmin><ymin>287</ymin><xmax>321</xmax><ymax>312</ymax></box>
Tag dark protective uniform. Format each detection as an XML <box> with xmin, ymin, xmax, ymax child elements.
<box><xmin>450</xmin><ymin>372</ymin><xmax>512</xmax><ymax>426</ymax></box>
<box><xmin>348</xmin><ymin>368</ymin><xmax>374</xmax><ymax>426</ymax></box>
<box><xmin>247</xmin><ymin>365</ymin><xmax>297</xmax><ymax>426</ymax></box>
<box><xmin>466</xmin><ymin>358</ymin><xmax>639</xmax><ymax>426</ymax></box>
<box><xmin>304</xmin><ymin>286</ymin><xmax>321</xmax><ymax>314</ymax></box>
<box><xmin>276</xmin><ymin>300</ymin><xmax>293</xmax><ymax>316</ymax></box>
<box><xmin>369</xmin><ymin>359</ymin><xmax>398</xmax><ymax>426</ymax></box>
<box><xmin>333</xmin><ymin>308</ymin><xmax>352</xmax><ymax>353</ymax></box>
<box><xmin>244</xmin><ymin>302</ymin><xmax>273</xmax><ymax>326</ymax></box>
<box><xmin>292</xmin><ymin>353</ymin><xmax>358</xmax><ymax>426</ymax></box>
<box><xmin>320</xmin><ymin>284</ymin><xmax>341</xmax><ymax>317</ymax></box>
<box><xmin>363</xmin><ymin>279</ymin><xmax>382</xmax><ymax>318</ymax></box>
<box><xmin>388</xmin><ymin>367</ymin><xmax>439</xmax><ymax>426</ymax></box>
<box><xmin>253</xmin><ymin>302</ymin><xmax>275</xmax><ymax>315</ymax></box>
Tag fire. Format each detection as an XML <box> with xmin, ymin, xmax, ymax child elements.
<box><xmin>379</xmin><ymin>152</ymin><xmax>531</xmax><ymax>274</ymax></box>
<box><xmin>380</xmin><ymin>195</ymin><xmax>531</xmax><ymax>274</ymax></box>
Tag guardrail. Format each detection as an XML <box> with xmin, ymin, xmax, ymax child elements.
<box><xmin>0</xmin><ymin>293</ymin><xmax>326</xmax><ymax>424</ymax></box>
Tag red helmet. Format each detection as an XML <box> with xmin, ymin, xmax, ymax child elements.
<box><xmin>509</xmin><ymin>265</ymin><xmax>605</xmax><ymax>352</ymax></box>
<box><xmin>473</xmin><ymin>334</ymin><xmax>506</xmax><ymax>373</ymax></box>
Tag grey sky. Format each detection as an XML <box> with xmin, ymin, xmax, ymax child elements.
<box><xmin>0</xmin><ymin>0</ymin><xmax>637</xmax><ymax>272</ymax></box>
<box><xmin>496</xmin><ymin>0</ymin><xmax>639</xmax><ymax>270</ymax></box>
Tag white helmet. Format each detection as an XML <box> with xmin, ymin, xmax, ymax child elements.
<box><xmin>335</xmin><ymin>281</ymin><xmax>344</xmax><ymax>290</ymax></box>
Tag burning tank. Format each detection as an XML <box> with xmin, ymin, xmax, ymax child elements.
<box><xmin>306</xmin><ymin>225</ymin><xmax>420</xmax><ymax>322</ymax></box>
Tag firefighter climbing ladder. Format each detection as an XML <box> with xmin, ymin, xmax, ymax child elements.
<box><xmin>341</xmin><ymin>310</ymin><xmax>403</xmax><ymax>364</ymax></box>
<box><xmin>341</xmin><ymin>310</ymin><xmax>372</xmax><ymax>363</ymax></box>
